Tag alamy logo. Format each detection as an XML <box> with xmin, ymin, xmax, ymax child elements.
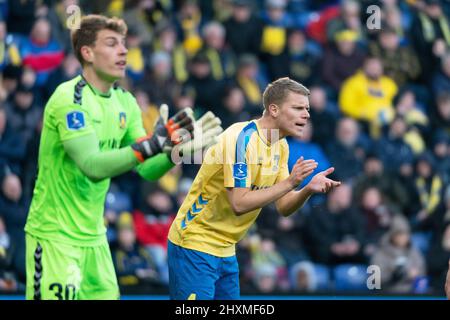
<box><xmin>66</xmin><ymin>5</ymin><xmax>81</xmax><ymax>30</ymax></box>
<box><xmin>367</xmin><ymin>265</ymin><xmax>381</xmax><ymax>290</ymax></box>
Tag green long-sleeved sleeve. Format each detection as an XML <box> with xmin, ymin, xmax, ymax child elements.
<box><xmin>136</xmin><ymin>153</ymin><xmax>175</xmax><ymax>181</ymax></box>
<box><xmin>63</xmin><ymin>133</ymin><xmax>175</xmax><ymax>182</ymax></box>
<box><xmin>63</xmin><ymin>133</ymin><xmax>139</xmax><ymax>181</ymax></box>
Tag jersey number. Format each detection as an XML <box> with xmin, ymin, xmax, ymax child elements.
<box><xmin>49</xmin><ymin>283</ymin><xmax>77</xmax><ymax>300</ymax></box>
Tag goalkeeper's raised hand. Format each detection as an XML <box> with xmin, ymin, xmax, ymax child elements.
<box><xmin>175</xmin><ymin>111</ymin><xmax>223</xmax><ymax>157</ymax></box>
<box><xmin>131</xmin><ymin>104</ymin><xmax>194</xmax><ymax>162</ymax></box>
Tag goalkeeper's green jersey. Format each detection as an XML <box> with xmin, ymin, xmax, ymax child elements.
<box><xmin>25</xmin><ymin>75</ymin><xmax>146</xmax><ymax>246</ymax></box>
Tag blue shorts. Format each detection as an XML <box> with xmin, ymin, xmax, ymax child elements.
<box><xmin>167</xmin><ymin>241</ymin><xmax>240</xmax><ymax>300</ymax></box>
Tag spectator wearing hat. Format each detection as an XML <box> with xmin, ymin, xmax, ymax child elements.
<box><xmin>223</xmin><ymin>0</ymin><xmax>264</xmax><ymax>57</ymax></box>
<box><xmin>321</xmin><ymin>28</ymin><xmax>366</xmax><ymax>97</ymax></box>
<box><xmin>371</xmin><ymin>214</ymin><xmax>426</xmax><ymax>294</ymax></box>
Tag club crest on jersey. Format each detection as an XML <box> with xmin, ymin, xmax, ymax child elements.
<box><xmin>233</xmin><ymin>162</ymin><xmax>247</xmax><ymax>180</ymax></box>
<box><xmin>119</xmin><ymin>112</ymin><xmax>126</xmax><ymax>129</ymax></box>
<box><xmin>66</xmin><ymin>111</ymin><xmax>85</xmax><ymax>130</ymax></box>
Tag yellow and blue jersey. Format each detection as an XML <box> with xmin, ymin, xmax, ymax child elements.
<box><xmin>168</xmin><ymin>120</ymin><xmax>290</xmax><ymax>257</ymax></box>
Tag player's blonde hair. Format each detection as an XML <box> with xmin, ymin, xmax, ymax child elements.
<box><xmin>71</xmin><ymin>15</ymin><xmax>128</xmax><ymax>65</ymax></box>
<box><xmin>262</xmin><ymin>77</ymin><xmax>310</xmax><ymax>110</ymax></box>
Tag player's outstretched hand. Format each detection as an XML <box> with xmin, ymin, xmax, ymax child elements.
<box><xmin>306</xmin><ymin>167</ymin><xmax>341</xmax><ymax>193</ymax></box>
<box><xmin>175</xmin><ymin>110</ymin><xmax>223</xmax><ymax>157</ymax></box>
<box><xmin>288</xmin><ymin>156</ymin><xmax>318</xmax><ymax>188</ymax></box>
<box><xmin>131</xmin><ymin>104</ymin><xmax>195</xmax><ymax>162</ymax></box>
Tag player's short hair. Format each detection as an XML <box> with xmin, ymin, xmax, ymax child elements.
<box><xmin>262</xmin><ymin>77</ymin><xmax>310</xmax><ymax>110</ymax></box>
<box><xmin>71</xmin><ymin>15</ymin><xmax>127</xmax><ymax>65</ymax></box>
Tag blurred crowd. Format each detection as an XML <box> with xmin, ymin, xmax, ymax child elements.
<box><xmin>0</xmin><ymin>0</ymin><xmax>449</xmax><ymax>296</ymax></box>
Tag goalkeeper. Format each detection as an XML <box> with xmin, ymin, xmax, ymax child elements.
<box><xmin>24</xmin><ymin>15</ymin><xmax>222</xmax><ymax>300</ymax></box>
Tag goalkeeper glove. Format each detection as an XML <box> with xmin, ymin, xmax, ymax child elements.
<box><xmin>131</xmin><ymin>104</ymin><xmax>194</xmax><ymax>162</ymax></box>
<box><xmin>175</xmin><ymin>111</ymin><xmax>223</xmax><ymax>157</ymax></box>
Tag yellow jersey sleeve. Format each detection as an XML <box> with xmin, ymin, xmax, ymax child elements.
<box><xmin>223</xmin><ymin>122</ymin><xmax>258</xmax><ymax>188</ymax></box>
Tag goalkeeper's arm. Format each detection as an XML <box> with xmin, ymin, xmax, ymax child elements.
<box><xmin>63</xmin><ymin>133</ymin><xmax>173</xmax><ymax>182</ymax></box>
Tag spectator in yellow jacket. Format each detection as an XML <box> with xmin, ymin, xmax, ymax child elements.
<box><xmin>339</xmin><ymin>56</ymin><xmax>398</xmax><ymax>138</ymax></box>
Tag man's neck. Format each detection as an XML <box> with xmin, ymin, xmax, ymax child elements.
<box><xmin>82</xmin><ymin>67</ymin><xmax>114</xmax><ymax>94</ymax></box>
<box><xmin>256</xmin><ymin>115</ymin><xmax>285</xmax><ymax>144</ymax></box>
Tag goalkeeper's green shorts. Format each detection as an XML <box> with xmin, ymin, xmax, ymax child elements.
<box><xmin>25</xmin><ymin>233</ymin><xmax>119</xmax><ymax>300</ymax></box>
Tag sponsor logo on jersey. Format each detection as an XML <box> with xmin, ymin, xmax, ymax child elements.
<box><xmin>66</xmin><ymin>111</ymin><xmax>85</xmax><ymax>130</ymax></box>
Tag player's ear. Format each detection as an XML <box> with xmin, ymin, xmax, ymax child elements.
<box><xmin>80</xmin><ymin>45</ymin><xmax>94</xmax><ymax>64</ymax></box>
<box><xmin>268</xmin><ymin>103</ymin><xmax>279</xmax><ymax>118</ymax></box>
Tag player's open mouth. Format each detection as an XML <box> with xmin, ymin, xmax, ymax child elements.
<box><xmin>296</xmin><ymin>123</ymin><xmax>305</xmax><ymax>128</ymax></box>
<box><xmin>116</xmin><ymin>61</ymin><xmax>126</xmax><ymax>68</ymax></box>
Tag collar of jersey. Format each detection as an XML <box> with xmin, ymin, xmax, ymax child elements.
<box><xmin>253</xmin><ymin>120</ymin><xmax>271</xmax><ymax>147</ymax></box>
<box><xmin>81</xmin><ymin>76</ymin><xmax>112</xmax><ymax>98</ymax></box>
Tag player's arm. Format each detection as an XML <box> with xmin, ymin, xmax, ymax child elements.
<box><xmin>64</xmin><ymin>133</ymin><xmax>176</xmax><ymax>182</ymax></box>
<box><xmin>135</xmin><ymin>153</ymin><xmax>175</xmax><ymax>181</ymax></box>
<box><xmin>63</xmin><ymin>133</ymin><xmax>139</xmax><ymax>181</ymax></box>
<box><xmin>226</xmin><ymin>179</ymin><xmax>295</xmax><ymax>216</ymax></box>
<box><xmin>275</xmin><ymin>161</ymin><xmax>341</xmax><ymax>217</ymax></box>
<box><xmin>226</xmin><ymin>157</ymin><xmax>318</xmax><ymax>216</ymax></box>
